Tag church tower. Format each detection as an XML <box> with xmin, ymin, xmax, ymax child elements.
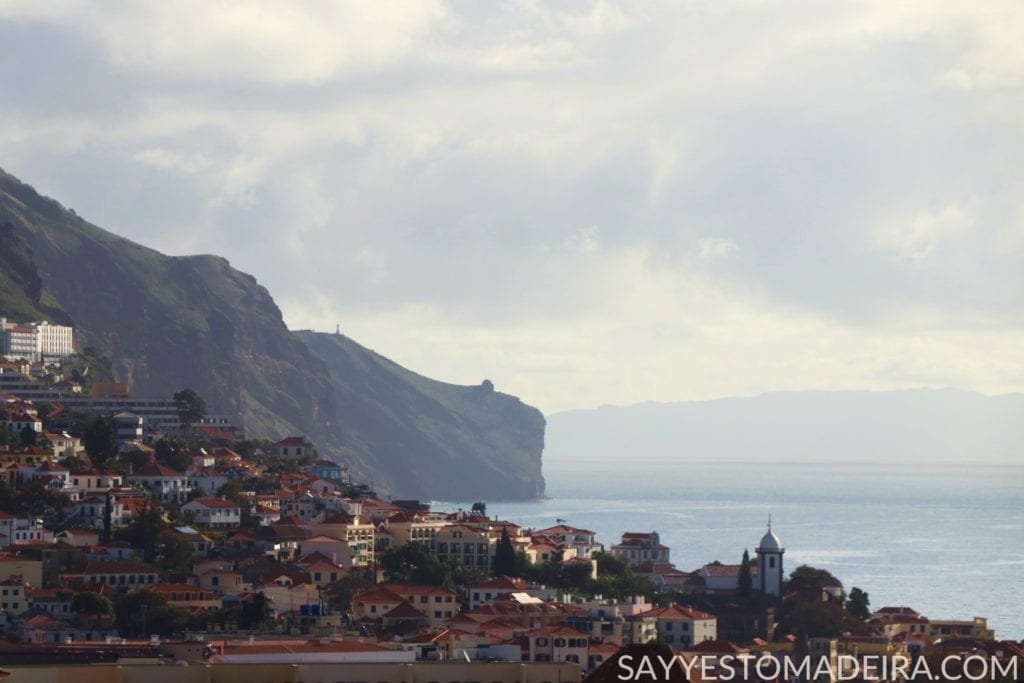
<box><xmin>756</xmin><ymin>517</ymin><xmax>785</xmax><ymax>596</ymax></box>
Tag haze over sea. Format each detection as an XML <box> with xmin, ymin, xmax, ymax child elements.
<box><xmin>442</xmin><ymin>459</ymin><xmax>1024</xmax><ymax>640</ymax></box>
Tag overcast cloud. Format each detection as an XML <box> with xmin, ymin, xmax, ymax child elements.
<box><xmin>1</xmin><ymin>0</ymin><xmax>1022</xmax><ymax>413</ymax></box>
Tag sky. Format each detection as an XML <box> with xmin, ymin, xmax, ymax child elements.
<box><xmin>1</xmin><ymin>1</ymin><xmax>1022</xmax><ymax>414</ymax></box>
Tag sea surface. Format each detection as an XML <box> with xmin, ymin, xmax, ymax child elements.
<box><xmin>439</xmin><ymin>460</ymin><xmax>1024</xmax><ymax>640</ymax></box>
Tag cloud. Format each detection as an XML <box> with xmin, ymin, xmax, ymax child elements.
<box><xmin>872</xmin><ymin>204</ymin><xmax>974</xmax><ymax>263</ymax></box>
<box><xmin>58</xmin><ymin>1</ymin><xmax>447</xmax><ymax>84</ymax></box>
<box><xmin>698</xmin><ymin>237</ymin><xmax>739</xmax><ymax>259</ymax></box>
<box><xmin>1</xmin><ymin>1</ymin><xmax>1022</xmax><ymax>411</ymax></box>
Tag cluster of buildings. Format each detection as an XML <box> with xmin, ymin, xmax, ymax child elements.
<box><xmin>0</xmin><ymin>343</ymin><xmax>1018</xmax><ymax>682</ymax></box>
<box><xmin>1</xmin><ymin>318</ymin><xmax>74</xmax><ymax>364</ymax></box>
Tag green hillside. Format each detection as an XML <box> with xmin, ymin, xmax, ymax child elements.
<box><xmin>0</xmin><ymin>167</ymin><xmax>545</xmax><ymax>500</ymax></box>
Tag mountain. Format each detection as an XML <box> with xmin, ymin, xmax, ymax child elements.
<box><xmin>546</xmin><ymin>389</ymin><xmax>1024</xmax><ymax>464</ymax></box>
<box><xmin>296</xmin><ymin>331</ymin><xmax>545</xmax><ymax>500</ymax></box>
<box><xmin>0</xmin><ymin>167</ymin><xmax>545</xmax><ymax>500</ymax></box>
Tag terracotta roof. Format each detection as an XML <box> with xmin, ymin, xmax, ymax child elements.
<box><xmin>186</xmin><ymin>497</ymin><xmax>239</xmax><ymax>509</ymax></box>
<box><xmin>353</xmin><ymin>586</ymin><xmax>406</xmax><ymax>604</ymax></box>
<box><xmin>685</xmin><ymin>639</ymin><xmax>745</xmax><ymax>654</ymax></box>
<box><xmin>82</xmin><ymin>560</ymin><xmax>159</xmax><ymax>574</ymax></box>
<box><xmin>130</xmin><ymin>463</ymin><xmax>183</xmax><ymax>477</ymax></box>
<box><xmin>529</xmin><ymin>625</ymin><xmax>590</xmax><ymax>637</ymax></box>
<box><xmin>471</xmin><ymin>576</ymin><xmax>531</xmax><ymax>591</ymax></box>
<box><xmin>537</xmin><ymin>524</ymin><xmax>596</xmax><ymax>536</ymax></box>
<box><xmin>382</xmin><ymin>582</ymin><xmax>459</xmax><ymax>597</ymax></box>
<box><xmin>383</xmin><ymin>601</ymin><xmax>428</xmax><ymax>619</ymax></box>
<box><xmin>633</xmin><ymin>604</ymin><xmax>716</xmax><ymax>621</ymax></box>
<box><xmin>702</xmin><ymin>563</ymin><xmax>757</xmax><ymax>578</ymax></box>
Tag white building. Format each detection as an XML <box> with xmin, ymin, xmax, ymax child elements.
<box><xmin>0</xmin><ymin>319</ymin><xmax>74</xmax><ymax>362</ymax></box>
<box><xmin>610</xmin><ymin>531</ymin><xmax>671</xmax><ymax>568</ymax></box>
<box><xmin>127</xmin><ymin>463</ymin><xmax>191</xmax><ymax>503</ymax></box>
<box><xmin>112</xmin><ymin>412</ymin><xmax>143</xmax><ymax>443</ymax></box>
<box><xmin>756</xmin><ymin>520</ymin><xmax>785</xmax><ymax>597</ymax></box>
<box><xmin>34</xmin><ymin>321</ymin><xmax>74</xmax><ymax>361</ymax></box>
<box><xmin>182</xmin><ymin>497</ymin><xmax>242</xmax><ymax>528</ymax></box>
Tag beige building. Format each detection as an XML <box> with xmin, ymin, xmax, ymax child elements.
<box><xmin>630</xmin><ymin>604</ymin><xmax>717</xmax><ymax>648</ymax></box>
<box><xmin>431</xmin><ymin>523</ymin><xmax>495</xmax><ymax>571</ymax></box>
<box><xmin>305</xmin><ymin>512</ymin><xmax>375</xmax><ymax>566</ymax></box>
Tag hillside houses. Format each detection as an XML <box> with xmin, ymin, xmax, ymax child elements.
<box><xmin>0</xmin><ymin>384</ymin><xmax>1007</xmax><ymax>677</ymax></box>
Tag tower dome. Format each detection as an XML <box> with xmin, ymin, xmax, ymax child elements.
<box><xmin>755</xmin><ymin>516</ymin><xmax>785</xmax><ymax>597</ymax></box>
<box><xmin>758</xmin><ymin>528</ymin><xmax>782</xmax><ymax>552</ymax></box>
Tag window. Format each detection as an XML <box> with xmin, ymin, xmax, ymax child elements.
<box><xmin>769</xmin><ymin>557</ymin><xmax>775</xmax><ymax>569</ymax></box>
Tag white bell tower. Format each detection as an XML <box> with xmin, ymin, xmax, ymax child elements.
<box><xmin>756</xmin><ymin>516</ymin><xmax>785</xmax><ymax>597</ymax></box>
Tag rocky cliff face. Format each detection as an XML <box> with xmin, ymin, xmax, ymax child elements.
<box><xmin>296</xmin><ymin>331</ymin><xmax>546</xmax><ymax>501</ymax></box>
<box><xmin>0</xmin><ymin>167</ymin><xmax>545</xmax><ymax>500</ymax></box>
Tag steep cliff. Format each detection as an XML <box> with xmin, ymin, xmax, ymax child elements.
<box><xmin>0</xmin><ymin>167</ymin><xmax>546</xmax><ymax>500</ymax></box>
<box><xmin>297</xmin><ymin>331</ymin><xmax>546</xmax><ymax>500</ymax></box>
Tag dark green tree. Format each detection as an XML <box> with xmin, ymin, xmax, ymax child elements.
<box><xmin>72</xmin><ymin>591</ymin><xmax>113</xmax><ymax>615</ymax></box>
<box><xmin>324</xmin><ymin>572</ymin><xmax>374</xmax><ymax>613</ymax></box>
<box><xmin>102</xmin><ymin>492</ymin><xmax>113</xmax><ymax>542</ymax></box>
<box><xmin>115</xmin><ymin>502</ymin><xmax>165</xmax><ymax>563</ymax></box>
<box><xmin>240</xmin><ymin>592</ymin><xmax>271</xmax><ymax>629</ymax></box>
<box><xmin>20</xmin><ymin>425</ymin><xmax>37</xmax><ymax>446</ymax></box>
<box><xmin>173</xmin><ymin>388</ymin><xmax>207</xmax><ymax>430</ymax></box>
<box><xmin>156</xmin><ymin>532</ymin><xmax>195</xmax><ymax>573</ymax></box>
<box><xmin>846</xmin><ymin>586</ymin><xmax>871</xmax><ymax>619</ymax></box>
<box><xmin>470</xmin><ymin>501</ymin><xmax>487</xmax><ymax>516</ymax></box>
<box><xmin>785</xmin><ymin>600</ymin><xmax>846</xmax><ymax>638</ymax></box>
<box><xmin>114</xmin><ymin>591</ymin><xmax>188</xmax><ymax>637</ymax></box>
<box><xmin>787</xmin><ymin>565</ymin><xmax>839</xmax><ymax>594</ymax></box>
<box><xmin>82</xmin><ymin>415</ymin><xmax>116</xmax><ymax>465</ymax></box>
<box><xmin>217</xmin><ymin>480</ymin><xmax>249</xmax><ymax>506</ymax></box>
<box><xmin>155</xmin><ymin>437</ymin><xmax>191</xmax><ymax>472</ymax></box>
<box><xmin>737</xmin><ymin>549</ymin><xmax>753</xmax><ymax>599</ymax></box>
<box><xmin>380</xmin><ymin>543</ymin><xmax>448</xmax><ymax>586</ymax></box>
<box><xmin>493</xmin><ymin>527</ymin><xmax>517</xmax><ymax>576</ymax></box>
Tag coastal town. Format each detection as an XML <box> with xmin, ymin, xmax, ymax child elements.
<box><xmin>0</xmin><ymin>318</ymin><xmax>1020</xmax><ymax>682</ymax></box>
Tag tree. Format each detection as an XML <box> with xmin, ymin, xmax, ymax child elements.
<box><xmin>380</xmin><ymin>543</ymin><xmax>448</xmax><ymax>586</ymax></box>
<box><xmin>102</xmin><ymin>492</ymin><xmax>113</xmax><ymax>542</ymax></box>
<box><xmin>72</xmin><ymin>591</ymin><xmax>113</xmax><ymax>616</ymax></box>
<box><xmin>155</xmin><ymin>437</ymin><xmax>191</xmax><ymax>472</ymax></box>
<box><xmin>324</xmin><ymin>572</ymin><xmax>374</xmax><ymax>613</ymax></box>
<box><xmin>82</xmin><ymin>415</ymin><xmax>116</xmax><ymax>465</ymax></box>
<box><xmin>157</xmin><ymin>532</ymin><xmax>195</xmax><ymax>573</ymax></box>
<box><xmin>240</xmin><ymin>592</ymin><xmax>270</xmax><ymax>629</ymax></box>
<box><xmin>173</xmin><ymin>389</ymin><xmax>207</xmax><ymax>430</ymax></box>
<box><xmin>787</xmin><ymin>565</ymin><xmax>839</xmax><ymax>594</ymax></box>
<box><xmin>493</xmin><ymin>527</ymin><xmax>517</xmax><ymax>576</ymax></box>
<box><xmin>737</xmin><ymin>549</ymin><xmax>753</xmax><ymax>600</ymax></box>
<box><xmin>470</xmin><ymin>501</ymin><xmax>487</xmax><ymax>517</ymax></box>
<box><xmin>20</xmin><ymin>425</ymin><xmax>37</xmax><ymax>446</ymax></box>
<box><xmin>846</xmin><ymin>586</ymin><xmax>871</xmax><ymax>619</ymax></box>
<box><xmin>114</xmin><ymin>591</ymin><xmax>187</xmax><ymax>637</ymax></box>
<box><xmin>116</xmin><ymin>502</ymin><xmax>165</xmax><ymax>563</ymax></box>
<box><xmin>217</xmin><ymin>480</ymin><xmax>248</xmax><ymax>506</ymax></box>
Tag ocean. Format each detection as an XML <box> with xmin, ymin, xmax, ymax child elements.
<box><xmin>441</xmin><ymin>459</ymin><xmax>1024</xmax><ymax>640</ymax></box>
